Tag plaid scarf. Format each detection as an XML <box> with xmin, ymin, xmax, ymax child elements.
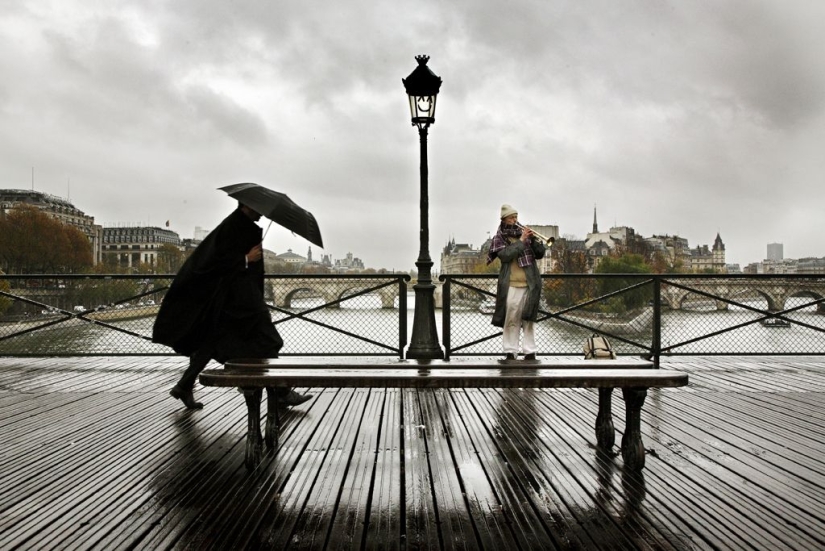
<box><xmin>487</xmin><ymin>223</ymin><xmax>536</xmax><ymax>267</ymax></box>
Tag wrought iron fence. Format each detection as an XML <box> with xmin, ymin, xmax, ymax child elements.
<box><xmin>441</xmin><ymin>273</ymin><xmax>825</xmax><ymax>364</ymax></box>
<box><xmin>2</xmin><ymin>273</ymin><xmax>824</xmax><ymax>361</ymax></box>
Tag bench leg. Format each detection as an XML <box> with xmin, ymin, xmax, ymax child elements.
<box><xmin>265</xmin><ymin>387</ymin><xmax>280</xmax><ymax>450</ymax></box>
<box><xmin>241</xmin><ymin>387</ymin><xmax>264</xmax><ymax>470</ymax></box>
<box><xmin>596</xmin><ymin>387</ymin><xmax>615</xmax><ymax>450</ymax></box>
<box><xmin>621</xmin><ymin>388</ymin><xmax>648</xmax><ymax>470</ymax></box>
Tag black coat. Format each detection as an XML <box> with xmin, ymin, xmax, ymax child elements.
<box><xmin>152</xmin><ymin>208</ymin><xmax>282</xmax><ymax>361</ymax></box>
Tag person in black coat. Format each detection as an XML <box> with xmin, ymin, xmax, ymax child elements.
<box><xmin>153</xmin><ymin>202</ymin><xmax>311</xmax><ymax>409</ymax></box>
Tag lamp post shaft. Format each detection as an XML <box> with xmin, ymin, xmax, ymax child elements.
<box><xmin>418</xmin><ymin>127</ymin><xmax>430</xmax><ymax>264</ymax></box>
<box><xmin>406</xmin><ymin>126</ymin><xmax>444</xmax><ymax>359</ymax></box>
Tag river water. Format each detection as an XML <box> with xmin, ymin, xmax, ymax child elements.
<box><xmin>1</xmin><ymin>295</ymin><xmax>823</xmax><ymax>357</ymax></box>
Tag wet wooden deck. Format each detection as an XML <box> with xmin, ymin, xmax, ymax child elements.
<box><xmin>0</xmin><ymin>356</ymin><xmax>823</xmax><ymax>550</ymax></box>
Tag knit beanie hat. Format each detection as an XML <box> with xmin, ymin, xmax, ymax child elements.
<box><xmin>500</xmin><ymin>204</ymin><xmax>518</xmax><ymax>219</ymax></box>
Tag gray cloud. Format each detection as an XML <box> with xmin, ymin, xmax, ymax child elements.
<box><xmin>1</xmin><ymin>0</ymin><xmax>823</xmax><ymax>270</ymax></box>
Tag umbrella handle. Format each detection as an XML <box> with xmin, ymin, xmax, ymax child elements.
<box><xmin>262</xmin><ymin>220</ymin><xmax>274</xmax><ymax>241</ymax></box>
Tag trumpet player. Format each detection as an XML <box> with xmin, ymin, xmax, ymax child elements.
<box><xmin>486</xmin><ymin>204</ymin><xmax>547</xmax><ymax>361</ymax></box>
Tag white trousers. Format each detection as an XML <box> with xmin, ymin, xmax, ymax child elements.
<box><xmin>502</xmin><ymin>286</ymin><xmax>536</xmax><ymax>355</ymax></box>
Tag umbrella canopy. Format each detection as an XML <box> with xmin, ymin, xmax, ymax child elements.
<box><xmin>219</xmin><ymin>183</ymin><xmax>323</xmax><ymax>248</ymax></box>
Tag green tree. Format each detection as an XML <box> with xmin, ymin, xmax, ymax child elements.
<box><xmin>545</xmin><ymin>239</ymin><xmax>595</xmax><ymax>309</ymax></box>
<box><xmin>594</xmin><ymin>253</ymin><xmax>653</xmax><ymax>313</ymax></box>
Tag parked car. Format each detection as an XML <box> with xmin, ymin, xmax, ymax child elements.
<box><xmin>73</xmin><ymin>306</ymin><xmax>86</xmax><ymax>312</ymax></box>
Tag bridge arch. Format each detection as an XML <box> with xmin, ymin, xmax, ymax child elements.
<box><xmin>787</xmin><ymin>290</ymin><xmax>825</xmax><ymax>313</ymax></box>
<box><xmin>269</xmin><ymin>278</ymin><xmax>400</xmax><ymax>309</ymax></box>
<box><xmin>279</xmin><ymin>286</ymin><xmax>338</xmax><ymax>309</ymax></box>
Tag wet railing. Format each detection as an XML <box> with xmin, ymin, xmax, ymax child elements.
<box><xmin>0</xmin><ymin>274</ymin><xmax>409</xmax><ymax>357</ymax></box>
<box><xmin>2</xmin><ymin>273</ymin><xmax>824</xmax><ymax>362</ymax></box>
<box><xmin>441</xmin><ymin>273</ymin><xmax>825</xmax><ymax>364</ymax></box>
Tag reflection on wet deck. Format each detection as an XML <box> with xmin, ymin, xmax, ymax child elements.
<box><xmin>0</xmin><ymin>356</ymin><xmax>823</xmax><ymax>550</ymax></box>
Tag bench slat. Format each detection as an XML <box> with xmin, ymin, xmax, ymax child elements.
<box><xmin>200</xmin><ymin>368</ymin><xmax>687</xmax><ymax>389</ymax></box>
<box><xmin>225</xmin><ymin>357</ymin><xmax>655</xmax><ymax>370</ymax></box>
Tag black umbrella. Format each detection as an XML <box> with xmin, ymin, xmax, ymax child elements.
<box><xmin>219</xmin><ymin>182</ymin><xmax>323</xmax><ymax>248</ymax></box>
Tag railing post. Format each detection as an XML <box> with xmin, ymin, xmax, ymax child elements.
<box><xmin>442</xmin><ymin>276</ymin><xmax>451</xmax><ymax>360</ymax></box>
<box><xmin>652</xmin><ymin>277</ymin><xmax>661</xmax><ymax>368</ymax></box>
<box><xmin>399</xmin><ymin>277</ymin><xmax>408</xmax><ymax>358</ymax></box>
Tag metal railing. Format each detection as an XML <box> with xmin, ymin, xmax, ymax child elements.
<box><xmin>441</xmin><ymin>273</ymin><xmax>825</xmax><ymax>365</ymax></box>
<box><xmin>2</xmin><ymin>273</ymin><xmax>824</xmax><ymax>362</ymax></box>
<box><xmin>0</xmin><ymin>274</ymin><xmax>409</xmax><ymax>357</ymax></box>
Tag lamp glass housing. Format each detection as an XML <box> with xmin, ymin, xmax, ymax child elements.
<box><xmin>408</xmin><ymin>94</ymin><xmax>437</xmax><ymax>128</ymax></box>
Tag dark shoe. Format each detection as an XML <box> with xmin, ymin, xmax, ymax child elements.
<box><xmin>523</xmin><ymin>353</ymin><xmax>537</xmax><ymax>361</ymax></box>
<box><xmin>170</xmin><ymin>385</ymin><xmax>203</xmax><ymax>409</ymax></box>
<box><xmin>278</xmin><ymin>390</ymin><xmax>312</xmax><ymax>407</ymax></box>
<box><xmin>504</xmin><ymin>353</ymin><xmax>516</xmax><ymax>361</ymax></box>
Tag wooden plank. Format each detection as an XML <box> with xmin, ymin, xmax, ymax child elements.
<box><xmin>435</xmin><ymin>389</ymin><xmax>515</xmax><ymax>549</ymax></box>
<box><xmin>486</xmin><ymin>388</ymin><xmax>651</xmax><ymax>550</ymax></box>
<box><xmin>1</xmin><ymin>389</ymin><xmax>243</xmax><ymax>550</ymax></box>
<box><xmin>633</xmin><ymin>391</ymin><xmax>825</xmax><ymax>548</ymax></box>
<box><xmin>225</xmin><ymin>388</ymin><xmax>356</xmax><ymax>549</ymax></box>
<box><xmin>362</xmin><ymin>388</ymin><xmax>402</xmax><ymax>550</ymax></box>
<box><xmin>251</xmin><ymin>388</ymin><xmax>364</xmax><ymax>549</ymax></box>
<box><xmin>284</xmin><ymin>387</ymin><xmax>373</xmax><ymax>549</ymax></box>
<box><xmin>164</xmin><ymin>387</ymin><xmax>325</xmax><ymax>551</ymax></box>
<box><xmin>53</xmin><ymin>392</ymin><xmax>248</xmax><ymax>550</ymax></box>
<box><xmin>401</xmin><ymin>388</ymin><xmax>440</xmax><ymax>549</ymax></box>
<box><xmin>324</xmin><ymin>389</ymin><xmax>387</xmax><ymax>550</ymax></box>
<box><xmin>416</xmin><ymin>389</ymin><xmax>479</xmax><ymax>549</ymax></box>
<box><xmin>1</xmin><ymin>356</ymin><xmax>825</xmax><ymax>549</ymax></box>
<box><xmin>449</xmin><ymin>388</ymin><xmax>563</xmax><ymax>549</ymax></box>
<box><xmin>542</xmin><ymin>388</ymin><xmax>733</xmax><ymax>549</ymax></box>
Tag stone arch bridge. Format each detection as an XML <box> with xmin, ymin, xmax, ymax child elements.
<box><xmin>660</xmin><ymin>278</ymin><xmax>825</xmax><ymax>312</ymax></box>
<box><xmin>267</xmin><ymin>276</ymin><xmax>825</xmax><ymax>313</ymax></box>
<box><xmin>268</xmin><ymin>279</ymin><xmax>494</xmax><ymax>310</ymax></box>
<box><xmin>268</xmin><ymin>278</ymin><xmax>405</xmax><ymax>309</ymax></box>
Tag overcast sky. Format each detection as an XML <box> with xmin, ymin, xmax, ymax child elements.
<box><xmin>2</xmin><ymin>1</ymin><xmax>823</xmax><ymax>271</ymax></box>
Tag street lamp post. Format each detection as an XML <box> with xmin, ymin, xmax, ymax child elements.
<box><xmin>403</xmin><ymin>55</ymin><xmax>444</xmax><ymax>360</ymax></box>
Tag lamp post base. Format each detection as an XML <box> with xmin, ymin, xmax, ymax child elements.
<box><xmin>406</xmin><ymin>282</ymin><xmax>444</xmax><ymax>360</ymax></box>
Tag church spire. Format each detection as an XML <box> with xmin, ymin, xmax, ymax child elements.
<box><xmin>592</xmin><ymin>204</ymin><xmax>599</xmax><ymax>234</ymax></box>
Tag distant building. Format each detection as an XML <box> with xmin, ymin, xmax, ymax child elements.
<box><xmin>646</xmin><ymin>235</ymin><xmax>690</xmax><ymax>267</ymax></box>
<box><xmin>275</xmin><ymin>249</ymin><xmax>306</xmax><ymax>265</ymax></box>
<box><xmin>797</xmin><ymin>257</ymin><xmax>825</xmax><ymax>274</ymax></box>
<box><xmin>683</xmin><ymin>233</ymin><xmax>726</xmax><ymax>273</ymax></box>
<box><xmin>0</xmin><ymin>189</ymin><xmax>103</xmax><ymax>264</ymax></box>
<box><xmin>440</xmin><ymin>238</ymin><xmax>484</xmax><ymax>274</ymax></box>
<box><xmin>646</xmin><ymin>232</ymin><xmax>725</xmax><ymax>273</ymax></box>
<box><xmin>767</xmin><ymin>243</ymin><xmax>783</xmax><ymax>262</ymax></box>
<box><xmin>101</xmin><ymin>226</ymin><xmax>181</xmax><ymax>269</ymax></box>
<box><xmin>334</xmin><ymin>252</ymin><xmax>365</xmax><ymax>272</ymax></box>
<box><xmin>583</xmin><ymin>208</ymin><xmax>640</xmax><ymax>271</ymax></box>
<box><xmin>193</xmin><ymin>226</ymin><xmax>210</xmax><ymax>241</ymax></box>
<box><xmin>752</xmin><ymin>258</ymin><xmax>797</xmax><ymax>274</ymax></box>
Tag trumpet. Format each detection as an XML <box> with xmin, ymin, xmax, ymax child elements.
<box><xmin>516</xmin><ymin>222</ymin><xmax>555</xmax><ymax>246</ymax></box>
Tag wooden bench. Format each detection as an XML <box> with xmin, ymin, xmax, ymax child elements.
<box><xmin>199</xmin><ymin>357</ymin><xmax>688</xmax><ymax>472</ymax></box>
